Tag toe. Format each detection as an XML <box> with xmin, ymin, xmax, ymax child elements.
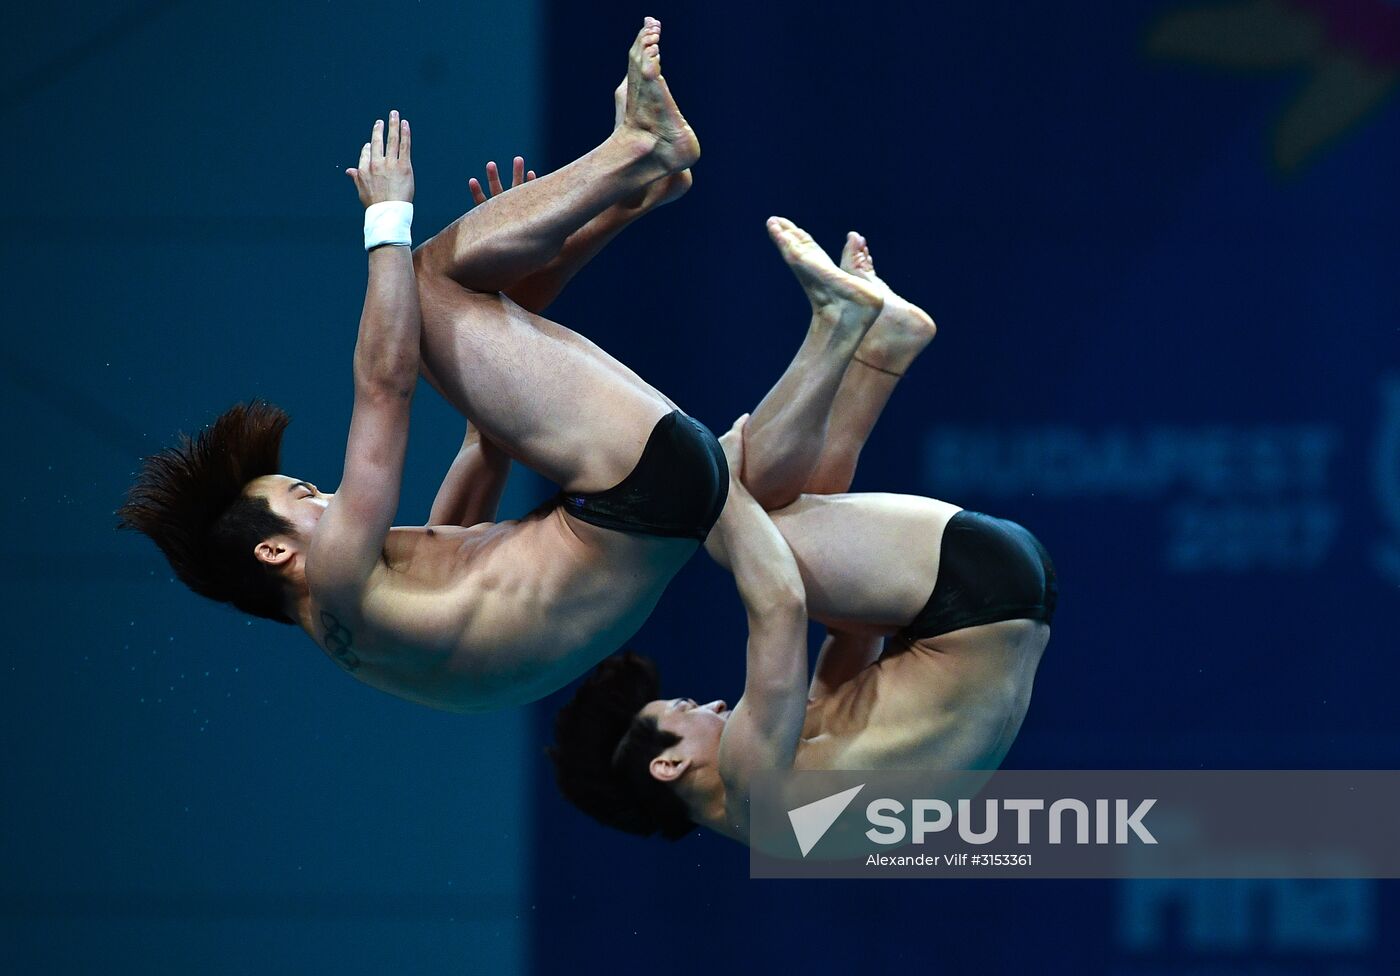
<box><xmin>840</xmin><ymin>232</ymin><xmax>860</xmax><ymax>269</ymax></box>
<box><xmin>786</xmin><ymin>222</ymin><xmax>814</xmax><ymax>245</ymax></box>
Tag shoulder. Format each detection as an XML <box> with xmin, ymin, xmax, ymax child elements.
<box><xmin>304</xmin><ymin>596</ymin><xmax>368</xmax><ymax>675</ymax></box>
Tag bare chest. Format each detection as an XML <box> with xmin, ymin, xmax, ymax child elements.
<box><xmin>379</xmin><ymin>523</ymin><xmax>504</xmax><ymax>582</ymax></box>
<box><xmin>797</xmin><ymin>624</ymin><xmax>1050</xmax><ymax>771</ymax></box>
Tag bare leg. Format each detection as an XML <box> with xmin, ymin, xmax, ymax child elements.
<box><xmin>423</xmin><ymin>162</ymin><xmax>687</xmax><ymax>413</ymax></box>
<box><xmin>740</xmin><ymin>218</ymin><xmax>884</xmax><ymax>510</ymax></box>
<box><xmin>411</xmin><ymin>19</ymin><xmax>700</xmax><ymax>490</ymax></box>
<box><xmin>502</xmin><ymin>171</ymin><xmax>691</xmax><ymax>312</ymax></box>
<box><xmin>415</xmin><ymin>18</ymin><xmax>698</xmax><ymax>294</ymax></box>
<box><xmin>786</xmin><ymin>239</ymin><xmax>939</xmax><ymax>685</ymax></box>
<box><xmin>417</xmin><ymin>277</ymin><xmax>671</xmax><ymax>493</ymax></box>
<box><xmin>503</xmin><ymin>81</ymin><xmax>693</xmax><ymax>314</ymax></box>
<box><xmin>804</xmin><ymin>233</ymin><xmax>938</xmax><ymax>494</ymax></box>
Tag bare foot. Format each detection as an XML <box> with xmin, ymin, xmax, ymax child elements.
<box><xmin>638</xmin><ymin>168</ymin><xmax>693</xmax><ymax>209</ymax></box>
<box><xmin>621</xmin><ymin>18</ymin><xmax>701</xmax><ymax>173</ymax></box>
<box><xmin>839</xmin><ymin>231</ymin><xmax>937</xmax><ymax>374</ymax></box>
<box><xmin>614</xmin><ymin>78</ymin><xmax>692</xmax><ymax>210</ymax></box>
<box><xmin>768</xmin><ymin>216</ymin><xmax>884</xmax><ymax>345</ymax></box>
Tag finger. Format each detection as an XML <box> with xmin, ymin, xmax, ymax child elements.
<box><xmin>511</xmin><ymin>156</ymin><xmax>525</xmax><ymax>188</ymax></box>
<box><xmin>358</xmin><ymin>142</ymin><xmax>371</xmax><ymax>172</ymax></box>
<box><xmin>387</xmin><ymin>110</ymin><xmax>400</xmax><ymax>158</ymax></box>
<box><xmin>372</xmin><ymin>118</ymin><xmax>385</xmax><ymax>159</ymax></box>
<box><xmin>400</xmin><ymin>118</ymin><xmax>410</xmax><ymax>159</ymax></box>
<box><xmin>469</xmin><ymin>178</ymin><xmax>487</xmax><ymax>205</ymax></box>
<box><xmin>526</xmin><ymin>170</ymin><xmax>537</xmax><ymax>181</ymax></box>
<box><xmin>486</xmin><ymin>161</ymin><xmax>504</xmax><ymax>196</ymax></box>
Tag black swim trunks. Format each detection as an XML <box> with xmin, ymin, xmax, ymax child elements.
<box><xmin>557</xmin><ymin>410</ymin><xmax>728</xmax><ymax>541</ymax></box>
<box><xmin>897</xmin><ymin>510</ymin><xmax>1058</xmax><ymax>641</ymax></box>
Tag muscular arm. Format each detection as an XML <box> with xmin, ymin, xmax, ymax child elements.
<box><xmin>308</xmin><ymin>113</ymin><xmax>419</xmax><ymax>619</ymax></box>
<box><xmin>809</xmin><ymin>628</ymin><xmax>884</xmax><ymax>700</ymax></box>
<box><xmin>716</xmin><ymin>488</ymin><xmax>808</xmax><ymax>774</ymax></box>
<box><xmin>428</xmin><ymin>423</ymin><xmax>512</xmax><ymax>527</ymax></box>
<box><xmin>706</xmin><ymin>429</ymin><xmax>810</xmax><ymax>813</ymax></box>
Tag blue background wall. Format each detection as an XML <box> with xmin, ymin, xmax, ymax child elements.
<box><xmin>3</xmin><ymin>3</ymin><xmax>542</xmax><ymax>972</ymax></box>
<box><xmin>528</xmin><ymin>1</ymin><xmax>1398</xmax><ymax>973</ymax></box>
<box><xmin>4</xmin><ymin>1</ymin><xmax>1397</xmax><ymax>973</ymax></box>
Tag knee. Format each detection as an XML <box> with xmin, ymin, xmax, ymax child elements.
<box><xmin>412</xmin><ymin>240</ymin><xmax>448</xmax><ymax>282</ymax></box>
<box><xmin>744</xmin><ymin>466</ymin><xmax>805</xmax><ymax>512</ymax></box>
<box><xmin>414</xmin><ymin>257</ymin><xmax>505</xmax><ymax>305</ymax></box>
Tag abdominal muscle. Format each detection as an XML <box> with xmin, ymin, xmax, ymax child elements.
<box><xmin>795</xmin><ymin>620</ymin><xmax>1052</xmax><ymax>773</ymax></box>
<box><xmin>323</xmin><ymin>506</ymin><xmax>692</xmax><ymax>712</ymax></box>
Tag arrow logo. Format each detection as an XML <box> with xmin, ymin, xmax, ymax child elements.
<box><xmin>787</xmin><ymin>784</ymin><xmax>864</xmax><ymax>857</ymax></box>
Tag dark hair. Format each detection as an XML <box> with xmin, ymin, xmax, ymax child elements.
<box><xmin>117</xmin><ymin>401</ymin><xmax>297</xmax><ymax>624</ymax></box>
<box><xmin>547</xmin><ymin>652</ymin><xmax>696</xmax><ymax>840</ymax></box>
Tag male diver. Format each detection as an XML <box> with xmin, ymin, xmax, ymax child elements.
<box><xmin>548</xmin><ymin>231</ymin><xmax>1058</xmax><ymax>844</ymax></box>
<box><xmin>119</xmin><ymin>21</ymin><xmax>728</xmax><ymax>711</ymax></box>
<box><xmin>118</xmin><ymin>21</ymin><xmax>887</xmax><ymax>713</ymax></box>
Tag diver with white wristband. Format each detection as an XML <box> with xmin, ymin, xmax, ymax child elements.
<box><xmin>120</xmin><ymin>20</ymin><xmax>733</xmax><ymax>714</ymax></box>
<box><xmin>362</xmin><ymin>200</ymin><xmax>413</xmax><ymax>251</ymax></box>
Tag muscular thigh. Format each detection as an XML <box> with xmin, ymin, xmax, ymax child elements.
<box><xmin>768</xmin><ymin>493</ymin><xmax>961</xmax><ymax>630</ymax></box>
<box><xmin>525</xmin><ymin>312</ymin><xmax>681</xmax><ymax>413</ymax></box>
<box><xmin>414</xmin><ymin>271</ymin><xmax>672</xmax><ymax>492</ymax></box>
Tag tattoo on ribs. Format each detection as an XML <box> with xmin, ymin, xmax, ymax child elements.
<box><xmin>319</xmin><ymin>610</ymin><xmax>361</xmax><ymax>672</ymax></box>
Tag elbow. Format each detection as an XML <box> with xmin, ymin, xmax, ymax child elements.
<box><xmin>353</xmin><ymin>336</ymin><xmax>419</xmax><ymax>397</ymax></box>
<box><xmin>746</xmin><ymin>580</ymin><xmax>807</xmax><ymax>622</ymax></box>
<box><xmin>354</xmin><ymin>365</ymin><xmax>416</xmax><ymax>401</ymax></box>
<box><xmin>356</xmin><ymin>380</ymin><xmax>415</xmax><ymax>403</ymax></box>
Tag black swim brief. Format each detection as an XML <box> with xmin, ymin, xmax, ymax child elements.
<box><xmin>557</xmin><ymin>410</ymin><xmax>728</xmax><ymax>541</ymax></box>
<box><xmin>897</xmin><ymin>510</ymin><xmax>1058</xmax><ymax>641</ymax></box>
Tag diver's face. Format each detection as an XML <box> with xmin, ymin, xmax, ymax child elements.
<box><xmin>640</xmin><ymin>697</ymin><xmax>730</xmax><ymax>772</ymax></box>
<box><xmin>245</xmin><ymin>474</ymin><xmax>333</xmax><ymax>539</ymax></box>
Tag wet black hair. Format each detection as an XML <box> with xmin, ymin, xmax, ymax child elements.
<box><xmin>548</xmin><ymin>652</ymin><xmax>695</xmax><ymax>840</ymax></box>
<box><xmin>117</xmin><ymin>401</ymin><xmax>297</xmax><ymax>623</ymax></box>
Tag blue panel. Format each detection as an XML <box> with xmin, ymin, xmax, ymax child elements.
<box><xmin>3</xmin><ymin>3</ymin><xmax>540</xmax><ymax>974</ymax></box>
<box><xmin>530</xmin><ymin>2</ymin><xmax>1399</xmax><ymax>972</ymax></box>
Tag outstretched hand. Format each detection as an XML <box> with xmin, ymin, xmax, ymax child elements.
<box><xmin>469</xmin><ymin>156</ymin><xmax>538</xmax><ymax>206</ymax></box>
<box><xmin>346</xmin><ymin>110</ymin><xmax>414</xmax><ymax>208</ymax></box>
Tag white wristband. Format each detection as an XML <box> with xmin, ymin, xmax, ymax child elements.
<box><xmin>363</xmin><ymin>201</ymin><xmax>413</xmax><ymax>250</ymax></box>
